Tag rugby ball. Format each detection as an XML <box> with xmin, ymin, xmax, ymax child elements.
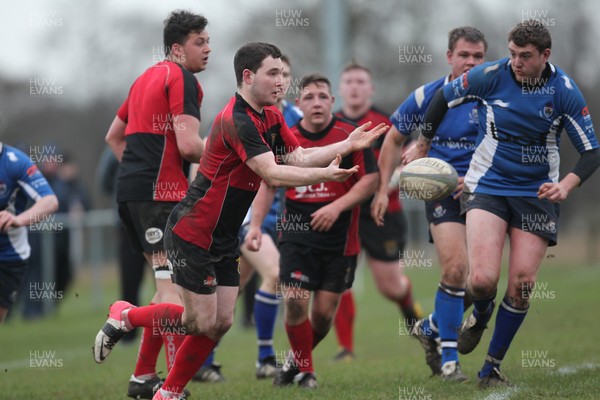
<box><xmin>400</xmin><ymin>157</ymin><xmax>458</xmax><ymax>201</ymax></box>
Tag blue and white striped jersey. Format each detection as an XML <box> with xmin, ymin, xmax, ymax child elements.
<box><xmin>444</xmin><ymin>57</ymin><xmax>598</xmax><ymax>196</ymax></box>
<box><xmin>391</xmin><ymin>75</ymin><xmax>478</xmax><ymax>176</ymax></box>
<box><xmin>0</xmin><ymin>143</ymin><xmax>55</xmax><ymax>261</ymax></box>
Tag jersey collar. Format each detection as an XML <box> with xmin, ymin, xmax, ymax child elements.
<box><xmin>297</xmin><ymin>115</ymin><xmax>337</xmax><ymax>141</ymax></box>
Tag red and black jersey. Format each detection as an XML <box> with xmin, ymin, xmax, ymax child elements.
<box><xmin>171</xmin><ymin>93</ymin><xmax>300</xmax><ymax>254</ymax></box>
<box><xmin>281</xmin><ymin>116</ymin><xmax>378</xmax><ymax>256</ymax></box>
<box><xmin>116</xmin><ymin>60</ymin><xmax>203</xmax><ymax>202</ymax></box>
<box><xmin>336</xmin><ymin>107</ymin><xmax>402</xmax><ymax>213</ymax></box>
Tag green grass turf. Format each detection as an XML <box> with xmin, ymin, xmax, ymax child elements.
<box><xmin>1</xmin><ymin>258</ymin><xmax>599</xmax><ymax>399</ymax></box>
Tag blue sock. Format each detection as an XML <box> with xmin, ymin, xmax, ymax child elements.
<box><xmin>479</xmin><ymin>297</ymin><xmax>528</xmax><ymax>377</ymax></box>
<box><xmin>254</xmin><ymin>290</ymin><xmax>279</xmax><ymax>361</ymax></box>
<box><xmin>436</xmin><ymin>283</ymin><xmax>465</xmax><ymax>364</ymax></box>
<box><xmin>419</xmin><ymin>312</ymin><xmax>439</xmax><ymax>339</ymax></box>
<box><xmin>203</xmin><ymin>348</ymin><xmax>215</xmax><ymax>367</ymax></box>
<box><xmin>471</xmin><ymin>291</ymin><xmax>496</xmax><ymax>327</ymax></box>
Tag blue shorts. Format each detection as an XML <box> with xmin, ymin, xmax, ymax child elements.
<box><xmin>424</xmin><ymin>196</ymin><xmax>465</xmax><ymax>243</ymax></box>
<box><xmin>460</xmin><ymin>192</ymin><xmax>560</xmax><ymax>246</ymax></box>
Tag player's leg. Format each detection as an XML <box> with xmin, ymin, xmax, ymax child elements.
<box><xmin>333</xmin><ymin>289</ymin><xmax>356</xmax><ymax>361</ymax></box>
<box><xmin>157</xmin><ymin>235</ymin><xmax>240</xmax><ymax>398</ymax></box>
<box><xmin>158</xmin><ymin>285</ymin><xmax>238</xmax><ymax>398</ymax></box>
<box><xmin>0</xmin><ymin>260</ymin><xmax>29</xmax><ymax>323</ymax></box>
<box><xmin>115</xmin><ymin>201</ymin><xmax>165</xmax><ymax>393</ymax></box>
<box><xmin>477</xmin><ymin>198</ymin><xmax>556</xmax><ymax>388</ymax></box>
<box><xmin>147</xmin><ymin>251</ymin><xmax>185</xmax><ymax>374</ymax></box>
<box><xmin>428</xmin><ymin>221</ymin><xmax>469</xmax><ymax>381</ymax></box>
<box><xmin>274</xmin><ymin>242</ymin><xmax>313</xmax><ymax>387</ymax></box>
<box><xmin>365</xmin><ymin>210</ymin><xmax>422</xmax><ymax>325</ymax></box>
<box><xmin>241</xmin><ymin>233</ymin><xmax>280</xmax><ymax>378</ymax></box>
<box><xmin>458</xmin><ymin>204</ymin><xmax>507</xmax><ymax>355</ymax></box>
<box><xmin>311</xmin><ymin>290</ymin><xmax>342</xmax><ymax>348</ymax></box>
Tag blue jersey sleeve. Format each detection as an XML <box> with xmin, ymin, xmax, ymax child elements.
<box><xmin>557</xmin><ymin>77</ymin><xmax>599</xmax><ymax>153</ymax></box>
<box><xmin>443</xmin><ymin>60</ymin><xmax>503</xmax><ymax>107</ymax></box>
<box><xmin>12</xmin><ymin>150</ymin><xmax>55</xmax><ymax>201</ymax></box>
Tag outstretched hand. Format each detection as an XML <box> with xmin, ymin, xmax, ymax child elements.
<box><xmin>348</xmin><ymin>122</ymin><xmax>389</xmax><ymax>151</ymax></box>
<box><xmin>327</xmin><ymin>154</ymin><xmax>359</xmax><ymax>182</ymax></box>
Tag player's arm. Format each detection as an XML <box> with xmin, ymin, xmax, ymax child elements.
<box><xmin>105</xmin><ymin>116</ymin><xmax>127</xmax><ymax>162</ymax></box>
<box><xmin>371</xmin><ymin>125</ymin><xmax>407</xmax><ymax>225</ymax></box>
<box><xmin>538</xmin><ymin>149</ymin><xmax>600</xmax><ymax>202</ymax></box>
<box><xmin>403</xmin><ymin>88</ymin><xmax>449</xmax><ymax>165</ymax></box>
<box><xmin>0</xmin><ymin>194</ymin><xmax>59</xmax><ymax>233</ymax></box>
<box><xmin>245</xmin><ymin>152</ymin><xmax>358</xmax><ymax>188</ymax></box>
<box><xmin>244</xmin><ymin>181</ymin><xmax>277</xmax><ymax>251</ymax></box>
<box><xmin>311</xmin><ymin>171</ymin><xmax>378</xmax><ymax>232</ymax></box>
<box><xmin>287</xmin><ymin>122</ymin><xmax>389</xmax><ymax>167</ymax></box>
<box><xmin>174</xmin><ymin>114</ymin><xmax>204</xmax><ymax>163</ymax></box>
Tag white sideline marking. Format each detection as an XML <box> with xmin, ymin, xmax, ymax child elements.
<box><xmin>553</xmin><ymin>362</ymin><xmax>600</xmax><ymax>375</ymax></box>
<box><xmin>0</xmin><ymin>348</ymin><xmax>89</xmax><ymax>371</ymax></box>
<box><xmin>481</xmin><ymin>387</ymin><xmax>519</xmax><ymax>400</ymax></box>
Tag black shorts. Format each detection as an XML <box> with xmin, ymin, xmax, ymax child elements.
<box><xmin>425</xmin><ymin>196</ymin><xmax>465</xmax><ymax>243</ymax></box>
<box><xmin>0</xmin><ymin>260</ymin><xmax>29</xmax><ymax>309</ymax></box>
<box><xmin>165</xmin><ymin>227</ymin><xmax>240</xmax><ymax>295</ymax></box>
<box><xmin>118</xmin><ymin>201</ymin><xmax>178</xmax><ymax>254</ymax></box>
<box><xmin>279</xmin><ymin>242</ymin><xmax>356</xmax><ymax>293</ymax></box>
<box><xmin>460</xmin><ymin>192</ymin><xmax>560</xmax><ymax>246</ymax></box>
<box><xmin>359</xmin><ymin>210</ymin><xmax>406</xmax><ymax>261</ymax></box>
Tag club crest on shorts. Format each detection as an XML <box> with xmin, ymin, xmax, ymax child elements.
<box><xmin>433</xmin><ymin>203</ymin><xmax>446</xmax><ymax>218</ymax></box>
<box><xmin>145</xmin><ymin>227</ymin><xmax>163</xmax><ymax>244</ymax></box>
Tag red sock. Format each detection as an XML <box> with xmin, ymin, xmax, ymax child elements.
<box><xmin>127</xmin><ymin>303</ymin><xmax>184</xmax><ymax>328</ymax></box>
<box><xmin>285</xmin><ymin>319</ymin><xmax>313</xmax><ymax>373</ymax></box>
<box><xmin>334</xmin><ymin>290</ymin><xmax>355</xmax><ymax>352</ymax></box>
<box><xmin>133</xmin><ymin>303</ymin><xmax>164</xmax><ymax>377</ymax></box>
<box><xmin>163</xmin><ymin>333</ymin><xmax>186</xmax><ymax>371</ymax></box>
<box><xmin>161</xmin><ymin>335</ymin><xmax>217</xmax><ymax>394</ymax></box>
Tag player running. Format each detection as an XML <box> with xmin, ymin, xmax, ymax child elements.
<box><xmin>103</xmin><ymin>10</ymin><xmax>207</xmax><ymax>399</ymax></box>
<box><xmin>403</xmin><ymin>20</ymin><xmax>600</xmax><ymax>387</ymax></box>
<box><xmin>374</xmin><ymin>27</ymin><xmax>487</xmax><ymax>381</ymax></box>
<box><xmin>94</xmin><ymin>42</ymin><xmax>387</xmax><ymax>400</ymax></box>
<box><xmin>0</xmin><ymin>142</ymin><xmax>58</xmax><ymax>323</ymax></box>
<box><xmin>333</xmin><ymin>62</ymin><xmax>423</xmax><ymax>362</ymax></box>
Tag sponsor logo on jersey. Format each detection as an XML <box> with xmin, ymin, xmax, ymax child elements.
<box><xmin>145</xmin><ymin>227</ymin><xmax>163</xmax><ymax>244</ymax></box>
<box><xmin>0</xmin><ymin>181</ymin><xmax>7</xmax><ymax>196</ymax></box>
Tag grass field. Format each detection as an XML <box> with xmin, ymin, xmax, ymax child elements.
<box><xmin>2</xmin><ymin>255</ymin><xmax>599</xmax><ymax>400</ymax></box>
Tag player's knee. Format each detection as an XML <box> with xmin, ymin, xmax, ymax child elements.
<box><xmin>285</xmin><ymin>299</ymin><xmax>307</xmax><ymax>323</ymax></box>
<box><xmin>210</xmin><ymin>316</ymin><xmax>234</xmax><ymax>338</ymax></box>
<box><xmin>312</xmin><ymin>312</ymin><xmax>333</xmax><ymax>334</ymax></box>
<box><xmin>182</xmin><ymin>313</ymin><xmax>214</xmax><ymax>336</ymax></box>
<box><xmin>441</xmin><ymin>260</ymin><xmax>467</xmax><ymax>286</ymax></box>
<box><xmin>513</xmin><ymin>280</ymin><xmax>535</xmax><ymax>308</ymax></box>
<box><xmin>468</xmin><ymin>273</ymin><xmax>496</xmax><ymax>297</ymax></box>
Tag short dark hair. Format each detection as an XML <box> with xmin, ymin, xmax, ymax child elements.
<box><xmin>508</xmin><ymin>19</ymin><xmax>551</xmax><ymax>53</ymax></box>
<box><xmin>299</xmin><ymin>73</ymin><xmax>331</xmax><ymax>94</ymax></box>
<box><xmin>234</xmin><ymin>42</ymin><xmax>282</xmax><ymax>87</ymax></box>
<box><xmin>281</xmin><ymin>54</ymin><xmax>291</xmax><ymax>67</ymax></box>
<box><xmin>448</xmin><ymin>26</ymin><xmax>488</xmax><ymax>52</ymax></box>
<box><xmin>342</xmin><ymin>61</ymin><xmax>371</xmax><ymax>76</ymax></box>
<box><xmin>163</xmin><ymin>11</ymin><xmax>207</xmax><ymax>56</ymax></box>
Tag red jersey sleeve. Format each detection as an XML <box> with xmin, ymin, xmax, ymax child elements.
<box><xmin>168</xmin><ymin>65</ymin><xmax>202</xmax><ymax>121</ymax></box>
<box><xmin>116</xmin><ymin>97</ymin><xmax>129</xmax><ymax>122</ymax></box>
